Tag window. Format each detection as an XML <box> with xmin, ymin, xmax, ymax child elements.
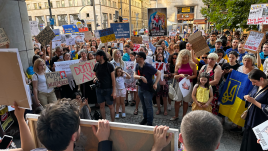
<box><xmin>46</xmin><ymin>15</ymin><xmax>56</xmax><ymax>26</ymax></box>
<box><xmin>56</xmin><ymin>1</ymin><xmax>60</xmax><ymax>7</ymax></box>
<box><xmin>28</xmin><ymin>16</ymin><xmax>32</xmax><ymax>21</ymax></box>
<box><xmin>38</xmin><ymin>3</ymin><xmax>42</xmax><ymax>9</ymax></box>
<box><xmin>27</xmin><ymin>4</ymin><xmax>30</xmax><ymax>10</ymax></box>
<box><xmin>86</xmin><ymin>13</ymin><xmax>90</xmax><ymax>17</ymax></box>
<box><xmin>108</xmin><ymin>0</ymin><xmax>111</xmax><ymax>6</ymax></box>
<box><xmin>87</xmin><ymin>0</ymin><xmax>92</xmax><ymax>5</ymax></box>
<box><xmin>58</xmin><ymin>14</ymin><xmax>68</xmax><ymax>26</ymax></box>
<box><xmin>102</xmin><ymin>0</ymin><xmax>104</xmax><ymax>5</ymax></box>
<box><xmin>45</xmin><ymin>2</ymin><xmax>49</xmax><ymax>8</ymax></box>
<box><xmin>113</xmin><ymin>14</ymin><xmax>115</xmax><ymax>20</ymax></box>
<box><xmin>109</xmin><ymin>14</ymin><xmax>112</xmax><ymax>20</ymax></box>
<box><xmin>103</xmin><ymin>13</ymin><xmax>108</xmax><ymax>28</ymax></box>
<box><xmin>50</xmin><ymin>2</ymin><xmax>53</xmax><ymax>8</ymax></box>
<box><xmin>178</xmin><ymin>6</ymin><xmax>195</xmax><ymax>14</ymax></box>
<box><xmin>82</xmin><ymin>0</ymin><xmax>85</xmax><ymax>6</ymax></box>
<box><xmin>74</xmin><ymin>0</ymin><xmax>78</xmax><ymax>6</ymax></box>
<box><xmin>34</xmin><ymin>3</ymin><xmax>37</xmax><ymax>9</ymax></box>
<box><xmin>69</xmin><ymin>0</ymin><xmax>73</xmax><ymax>6</ymax></box>
<box><xmin>70</xmin><ymin>14</ymin><xmax>79</xmax><ymax>24</ymax></box>
<box><xmin>61</xmin><ymin>0</ymin><xmax>65</xmax><ymax>7</ymax></box>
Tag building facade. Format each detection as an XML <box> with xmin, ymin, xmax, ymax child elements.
<box><xmin>150</xmin><ymin>0</ymin><xmax>207</xmax><ymax>34</ymax></box>
<box><xmin>26</xmin><ymin>0</ymin><xmax>149</xmax><ymax>33</ymax></box>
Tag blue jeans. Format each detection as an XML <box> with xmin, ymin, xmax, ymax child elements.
<box><xmin>96</xmin><ymin>88</ymin><xmax>113</xmax><ymax>105</ymax></box>
<box><xmin>138</xmin><ymin>87</ymin><xmax>154</xmax><ymax>125</ymax></box>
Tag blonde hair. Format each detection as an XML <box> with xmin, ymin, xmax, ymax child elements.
<box><xmin>112</xmin><ymin>49</ymin><xmax>125</xmax><ymax>68</ymax></box>
<box><xmin>176</xmin><ymin>49</ymin><xmax>193</xmax><ymax>67</ymax></box>
<box><xmin>33</xmin><ymin>58</ymin><xmax>46</xmax><ymax>73</ymax></box>
<box><xmin>208</xmin><ymin>53</ymin><xmax>219</xmax><ymax>60</ymax></box>
<box><xmin>243</xmin><ymin>54</ymin><xmax>256</xmax><ymax>65</ymax></box>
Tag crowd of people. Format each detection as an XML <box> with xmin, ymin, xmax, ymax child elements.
<box><xmin>20</xmin><ymin>29</ymin><xmax>268</xmax><ymax>150</ymax></box>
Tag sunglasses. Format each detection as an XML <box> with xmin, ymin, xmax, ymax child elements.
<box><xmin>172</xmin><ymin>58</ymin><xmax>176</xmax><ymax>60</ymax></box>
<box><xmin>202</xmin><ymin>57</ymin><xmax>207</xmax><ymax>59</ymax></box>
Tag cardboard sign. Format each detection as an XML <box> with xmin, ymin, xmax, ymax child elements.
<box><xmin>125</xmin><ymin>61</ymin><xmax>136</xmax><ymax>91</ymax></box>
<box><xmin>71</xmin><ymin>33</ymin><xmax>85</xmax><ymax>43</ymax></box>
<box><xmin>62</xmin><ymin>24</ymin><xmax>79</xmax><ymax>34</ymax></box>
<box><xmin>169</xmin><ymin>30</ymin><xmax>177</xmax><ymax>37</ymax></box>
<box><xmin>110</xmin><ymin>23</ymin><xmax>130</xmax><ymax>39</ymax></box>
<box><xmin>133</xmin><ymin>44</ymin><xmax>141</xmax><ymax>52</ymax></box>
<box><xmin>83</xmin><ymin>31</ymin><xmax>93</xmax><ymax>40</ymax></box>
<box><xmin>70</xmin><ymin>59</ymin><xmax>97</xmax><ymax>85</ymax></box>
<box><xmin>148</xmin><ymin>8</ymin><xmax>168</xmax><ymax>36</ymax></box>
<box><xmin>131</xmin><ymin>36</ymin><xmax>142</xmax><ymax>44</ymax></box>
<box><xmin>45</xmin><ymin>71</ymin><xmax>69</xmax><ymax>88</ymax></box>
<box><xmin>188</xmin><ymin>31</ymin><xmax>210</xmax><ymax>57</ymax></box>
<box><xmin>247</xmin><ymin>4</ymin><xmax>268</xmax><ymax>25</ymax></box>
<box><xmin>99</xmin><ymin>28</ymin><xmax>116</xmax><ymax>43</ymax></box>
<box><xmin>244</xmin><ymin>30</ymin><xmax>265</xmax><ymax>53</ymax></box>
<box><xmin>29</xmin><ymin>21</ymin><xmax>40</xmax><ymax>36</ymax></box>
<box><xmin>27</xmin><ymin>114</ymin><xmax>178</xmax><ymax>151</ymax></box>
<box><xmin>0</xmin><ymin>28</ymin><xmax>10</xmax><ymax>47</ymax></box>
<box><xmin>36</xmin><ymin>26</ymin><xmax>56</xmax><ymax>46</ymax></box>
<box><xmin>0</xmin><ymin>49</ymin><xmax>31</xmax><ymax>109</ymax></box>
<box><xmin>52</xmin><ymin>29</ymin><xmax>61</xmax><ymax>41</ymax></box>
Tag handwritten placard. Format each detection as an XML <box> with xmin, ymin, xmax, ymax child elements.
<box><xmin>45</xmin><ymin>71</ymin><xmax>69</xmax><ymax>88</ymax></box>
<box><xmin>131</xmin><ymin>36</ymin><xmax>142</xmax><ymax>44</ymax></box>
<box><xmin>0</xmin><ymin>28</ymin><xmax>10</xmax><ymax>47</ymax></box>
<box><xmin>247</xmin><ymin>4</ymin><xmax>268</xmax><ymax>25</ymax></box>
<box><xmin>188</xmin><ymin>31</ymin><xmax>210</xmax><ymax>57</ymax></box>
<box><xmin>142</xmin><ymin>35</ymin><xmax>149</xmax><ymax>44</ymax></box>
<box><xmin>36</xmin><ymin>26</ymin><xmax>56</xmax><ymax>46</ymax></box>
<box><xmin>244</xmin><ymin>30</ymin><xmax>265</xmax><ymax>53</ymax></box>
<box><xmin>70</xmin><ymin>59</ymin><xmax>97</xmax><ymax>85</ymax></box>
<box><xmin>83</xmin><ymin>31</ymin><xmax>93</xmax><ymax>40</ymax></box>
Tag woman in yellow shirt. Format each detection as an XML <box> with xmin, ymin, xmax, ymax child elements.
<box><xmin>191</xmin><ymin>72</ymin><xmax>213</xmax><ymax>112</ymax></box>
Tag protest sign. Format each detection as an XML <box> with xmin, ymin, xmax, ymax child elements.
<box><xmin>125</xmin><ymin>61</ymin><xmax>136</xmax><ymax>91</ymax></box>
<box><xmin>219</xmin><ymin>70</ymin><xmax>253</xmax><ymax>127</ymax></box>
<box><xmin>74</xmin><ymin>20</ymin><xmax>89</xmax><ymax>32</ymax></box>
<box><xmin>36</xmin><ymin>26</ymin><xmax>55</xmax><ymax>46</ymax></box>
<box><xmin>110</xmin><ymin>23</ymin><xmax>130</xmax><ymax>39</ymax></box>
<box><xmin>148</xmin><ymin>8</ymin><xmax>167</xmax><ymax>36</ymax></box>
<box><xmin>247</xmin><ymin>4</ymin><xmax>268</xmax><ymax>25</ymax></box>
<box><xmin>0</xmin><ymin>106</ymin><xmax>14</xmax><ymax>132</ymax></box>
<box><xmin>253</xmin><ymin>120</ymin><xmax>268</xmax><ymax>150</ymax></box>
<box><xmin>0</xmin><ymin>49</ymin><xmax>31</xmax><ymax>109</ymax></box>
<box><xmin>52</xmin><ymin>29</ymin><xmax>61</xmax><ymax>40</ymax></box>
<box><xmin>98</xmin><ymin>28</ymin><xmax>116</xmax><ymax>43</ymax></box>
<box><xmin>83</xmin><ymin>31</ymin><xmax>93</xmax><ymax>40</ymax></box>
<box><xmin>52</xmin><ymin>40</ymin><xmax>61</xmax><ymax>49</ymax></box>
<box><xmin>55</xmin><ymin>60</ymin><xmax>80</xmax><ymax>89</ymax></box>
<box><xmin>29</xmin><ymin>21</ymin><xmax>40</xmax><ymax>36</ymax></box>
<box><xmin>133</xmin><ymin>44</ymin><xmax>141</xmax><ymax>52</ymax></box>
<box><xmin>0</xmin><ymin>28</ymin><xmax>10</xmax><ymax>47</ymax></box>
<box><xmin>62</xmin><ymin>24</ymin><xmax>79</xmax><ymax>34</ymax></box>
<box><xmin>244</xmin><ymin>30</ymin><xmax>265</xmax><ymax>53</ymax></box>
<box><xmin>153</xmin><ymin>62</ymin><xmax>166</xmax><ymax>81</ymax></box>
<box><xmin>94</xmin><ymin>30</ymin><xmax>100</xmax><ymax>38</ymax></box>
<box><xmin>72</xmin><ymin>33</ymin><xmax>85</xmax><ymax>43</ymax></box>
<box><xmin>66</xmin><ymin>38</ymin><xmax>76</xmax><ymax>46</ymax></box>
<box><xmin>188</xmin><ymin>31</ymin><xmax>210</xmax><ymax>57</ymax></box>
<box><xmin>70</xmin><ymin>59</ymin><xmax>96</xmax><ymax>85</ymax></box>
<box><xmin>169</xmin><ymin>30</ymin><xmax>177</xmax><ymax>37</ymax></box>
<box><xmin>131</xmin><ymin>36</ymin><xmax>142</xmax><ymax>44</ymax></box>
<box><xmin>45</xmin><ymin>71</ymin><xmax>69</xmax><ymax>88</ymax></box>
<box><xmin>142</xmin><ymin>35</ymin><xmax>149</xmax><ymax>44</ymax></box>
<box><xmin>179</xmin><ymin>78</ymin><xmax>191</xmax><ymax>97</ymax></box>
<box><xmin>27</xmin><ymin>114</ymin><xmax>178</xmax><ymax>151</ymax></box>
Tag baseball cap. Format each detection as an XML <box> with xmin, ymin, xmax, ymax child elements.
<box><xmin>137</xmin><ymin>51</ymin><xmax>146</xmax><ymax>60</ymax></box>
<box><xmin>216</xmin><ymin>39</ymin><xmax>222</xmax><ymax>43</ymax></box>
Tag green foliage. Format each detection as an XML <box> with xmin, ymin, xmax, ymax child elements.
<box><xmin>201</xmin><ymin>0</ymin><xmax>268</xmax><ymax>31</ymax></box>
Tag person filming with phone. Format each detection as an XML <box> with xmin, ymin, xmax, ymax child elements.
<box><xmin>134</xmin><ymin>51</ymin><xmax>161</xmax><ymax>126</ymax></box>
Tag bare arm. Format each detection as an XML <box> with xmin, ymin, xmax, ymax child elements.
<box><xmin>207</xmin><ymin>86</ymin><xmax>214</xmax><ymax>104</ymax></box>
<box><xmin>209</xmin><ymin>65</ymin><xmax>222</xmax><ymax>86</ymax></box>
<box><xmin>111</xmin><ymin>71</ymin><xmax>116</xmax><ymax>99</ymax></box>
<box><xmin>256</xmin><ymin>46</ymin><xmax>262</xmax><ymax>69</ymax></box>
<box><xmin>50</xmin><ymin>41</ymin><xmax>52</xmax><ymax>60</ymax></box>
<box><xmin>123</xmin><ymin>71</ymin><xmax>131</xmax><ymax>79</ymax></box>
<box><xmin>155</xmin><ymin>70</ymin><xmax>161</xmax><ymax>84</ymax></box>
<box><xmin>134</xmin><ymin>71</ymin><xmax>141</xmax><ymax>79</ymax></box>
<box><xmin>32</xmin><ymin>81</ymin><xmax>39</xmax><ymax>104</ymax></box>
<box><xmin>191</xmin><ymin>85</ymin><xmax>198</xmax><ymax>104</ymax></box>
<box><xmin>188</xmin><ymin>62</ymin><xmax>197</xmax><ymax>80</ymax></box>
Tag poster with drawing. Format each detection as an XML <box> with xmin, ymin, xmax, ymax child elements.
<box><xmin>45</xmin><ymin>71</ymin><xmax>69</xmax><ymax>88</ymax></box>
<box><xmin>66</xmin><ymin>38</ymin><xmax>76</xmax><ymax>46</ymax></box>
<box><xmin>153</xmin><ymin>62</ymin><xmax>166</xmax><ymax>81</ymax></box>
<box><xmin>253</xmin><ymin>120</ymin><xmax>268</xmax><ymax>150</ymax></box>
<box><xmin>125</xmin><ymin>61</ymin><xmax>136</xmax><ymax>91</ymax></box>
<box><xmin>179</xmin><ymin>78</ymin><xmax>191</xmax><ymax>97</ymax></box>
<box><xmin>52</xmin><ymin>40</ymin><xmax>61</xmax><ymax>49</ymax></box>
<box><xmin>29</xmin><ymin>21</ymin><xmax>40</xmax><ymax>36</ymax></box>
<box><xmin>148</xmin><ymin>8</ymin><xmax>167</xmax><ymax>36</ymax></box>
<box><xmin>0</xmin><ymin>28</ymin><xmax>10</xmax><ymax>47</ymax></box>
<box><xmin>133</xmin><ymin>44</ymin><xmax>141</xmax><ymax>52</ymax></box>
<box><xmin>72</xmin><ymin>33</ymin><xmax>85</xmax><ymax>43</ymax></box>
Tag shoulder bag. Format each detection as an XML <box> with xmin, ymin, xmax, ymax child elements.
<box><xmin>168</xmin><ymin>78</ymin><xmax>178</xmax><ymax>100</ymax></box>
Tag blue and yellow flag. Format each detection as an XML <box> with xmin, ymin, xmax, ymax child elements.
<box><xmin>98</xmin><ymin>28</ymin><xmax>116</xmax><ymax>43</ymax></box>
<box><xmin>219</xmin><ymin>70</ymin><xmax>253</xmax><ymax>127</ymax></box>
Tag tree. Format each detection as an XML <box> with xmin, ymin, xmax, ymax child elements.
<box><xmin>201</xmin><ymin>0</ymin><xmax>267</xmax><ymax>31</ymax></box>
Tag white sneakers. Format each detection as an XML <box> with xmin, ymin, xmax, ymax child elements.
<box><xmin>115</xmin><ymin>113</ymin><xmax>126</xmax><ymax>119</ymax></box>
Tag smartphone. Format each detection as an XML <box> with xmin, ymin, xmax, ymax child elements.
<box><xmin>184</xmin><ymin>74</ymin><xmax>189</xmax><ymax>77</ymax></box>
<box><xmin>0</xmin><ymin>135</ymin><xmax>13</xmax><ymax>149</ymax></box>
<box><xmin>82</xmin><ymin>97</ymin><xmax>85</xmax><ymax>102</ymax></box>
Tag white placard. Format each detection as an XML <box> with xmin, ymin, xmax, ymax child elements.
<box><xmin>253</xmin><ymin>120</ymin><xmax>268</xmax><ymax>150</ymax></box>
<box><xmin>66</xmin><ymin>38</ymin><xmax>76</xmax><ymax>46</ymax></box>
<box><xmin>72</xmin><ymin>33</ymin><xmax>85</xmax><ymax>43</ymax></box>
<box><xmin>179</xmin><ymin>78</ymin><xmax>191</xmax><ymax>97</ymax></box>
<box><xmin>29</xmin><ymin>21</ymin><xmax>40</xmax><ymax>36</ymax></box>
<box><xmin>52</xmin><ymin>40</ymin><xmax>61</xmax><ymax>49</ymax></box>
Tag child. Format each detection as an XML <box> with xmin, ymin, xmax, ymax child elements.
<box><xmin>129</xmin><ymin>52</ymin><xmax>138</xmax><ymax>107</ymax></box>
<box><xmin>191</xmin><ymin>72</ymin><xmax>213</xmax><ymax>112</ymax></box>
<box><xmin>115</xmin><ymin>66</ymin><xmax>131</xmax><ymax>118</ymax></box>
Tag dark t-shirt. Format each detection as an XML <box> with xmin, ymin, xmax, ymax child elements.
<box><xmin>50</xmin><ymin>55</ymin><xmax>59</xmax><ymax>69</ymax></box>
<box><xmin>135</xmin><ymin>62</ymin><xmax>157</xmax><ymax>91</ymax></box>
<box><xmin>93</xmin><ymin>62</ymin><xmax>114</xmax><ymax>89</ymax></box>
<box><xmin>222</xmin><ymin>63</ymin><xmax>240</xmax><ymax>79</ymax></box>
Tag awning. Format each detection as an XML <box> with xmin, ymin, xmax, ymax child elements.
<box><xmin>193</xmin><ymin>19</ymin><xmax>206</xmax><ymax>24</ymax></box>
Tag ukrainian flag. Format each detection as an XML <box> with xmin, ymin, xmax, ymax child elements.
<box><xmin>218</xmin><ymin>70</ymin><xmax>253</xmax><ymax>127</ymax></box>
<box><xmin>99</xmin><ymin>28</ymin><xmax>116</xmax><ymax>43</ymax></box>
